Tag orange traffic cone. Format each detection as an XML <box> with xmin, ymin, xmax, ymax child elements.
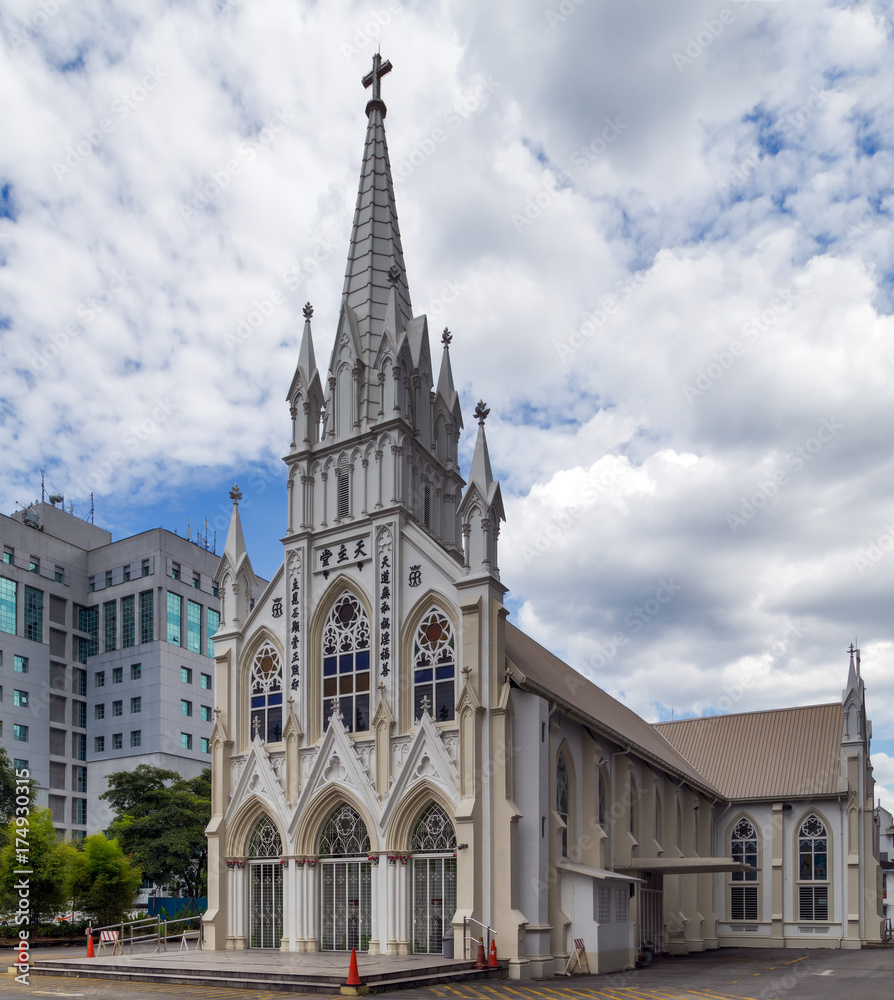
<box><xmin>86</xmin><ymin>926</ymin><xmax>94</xmax><ymax>958</ymax></box>
<box><xmin>339</xmin><ymin>947</ymin><xmax>369</xmax><ymax>996</ymax></box>
<box><xmin>489</xmin><ymin>939</ymin><xmax>498</xmax><ymax>968</ymax></box>
<box><xmin>475</xmin><ymin>936</ymin><xmax>487</xmax><ymax>969</ymax></box>
<box><xmin>346</xmin><ymin>948</ymin><xmax>361</xmax><ymax>986</ymax></box>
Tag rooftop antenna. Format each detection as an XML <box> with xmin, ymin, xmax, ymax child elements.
<box><xmin>40</xmin><ymin>468</ymin><xmax>46</xmax><ymax>504</ymax></box>
<box><xmin>88</xmin><ymin>492</ymin><xmax>94</xmax><ymax>525</ymax></box>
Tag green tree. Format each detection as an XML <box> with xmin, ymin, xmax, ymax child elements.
<box><xmin>0</xmin><ymin>748</ymin><xmax>35</xmax><ymax>847</ymax></box>
<box><xmin>70</xmin><ymin>834</ymin><xmax>142</xmax><ymax>927</ymax></box>
<box><xmin>0</xmin><ymin>807</ymin><xmax>78</xmax><ymax>928</ymax></box>
<box><xmin>101</xmin><ymin>766</ymin><xmax>211</xmax><ymax>897</ymax></box>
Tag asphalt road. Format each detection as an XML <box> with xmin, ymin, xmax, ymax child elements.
<box><xmin>2</xmin><ymin>946</ymin><xmax>892</xmax><ymax>1000</ymax></box>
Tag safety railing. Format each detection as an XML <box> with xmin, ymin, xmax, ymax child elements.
<box><xmin>88</xmin><ymin>912</ymin><xmax>203</xmax><ymax>954</ymax></box>
<box><xmin>462</xmin><ymin>915</ymin><xmax>497</xmax><ymax>961</ymax></box>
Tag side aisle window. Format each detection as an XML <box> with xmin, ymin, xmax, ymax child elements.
<box><xmin>413</xmin><ymin>607</ymin><xmax>456</xmax><ymax>722</ymax></box>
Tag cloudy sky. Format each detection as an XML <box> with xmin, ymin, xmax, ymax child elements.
<box><xmin>3</xmin><ymin>0</ymin><xmax>894</xmax><ymax>810</ymax></box>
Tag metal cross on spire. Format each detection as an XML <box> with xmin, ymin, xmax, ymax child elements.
<box><xmin>363</xmin><ymin>52</ymin><xmax>393</xmax><ymax>110</ymax></box>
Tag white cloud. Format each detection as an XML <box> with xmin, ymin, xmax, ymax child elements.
<box><xmin>2</xmin><ymin>0</ymin><xmax>894</xmax><ymax>761</ymax></box>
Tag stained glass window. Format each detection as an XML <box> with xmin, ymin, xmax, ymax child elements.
<box><xmin>250</xmin><ymin>641</ymin><xmax>283</xmax><ymax>742</ymax></box>
<box><xmin>413</xmin><ymin>608</ymin><xmax>456</xmax><ymax>722</ymax></box>
<box><xmin>322</xmin><ymin>593</ymin><xmax>371</xmax><ymax>733</ymax></box>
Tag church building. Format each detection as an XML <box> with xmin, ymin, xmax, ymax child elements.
<box><xmin>202</xmin><ymin>57</ymin><xmax>884</xmax><ymax>976</ymax></box>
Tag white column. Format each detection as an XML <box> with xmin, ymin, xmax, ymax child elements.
<box><xmin>307</xmin><ymin>863</ymin><xmax>318</xmax><ymax>951</ymax></box>
<box><xmin>226</xmin><ymin>865</ymin><xmax>235</xmax><ymax>941</ymax></box>
<box><xmin>368</xmin><ymin>862</ymin><xmax>380</xmax><ymax>955</ymax></box>
<box><xmin>386</xmin><ymin>862</ymin><xmax>397</xmax><ymax>953</ymax></box>
<box><xmin>295</xmin><ymin>863</ymin><xmax>306</xmax><ymax>951</ymax></box>
<box><xmin>281</xmin><ymin>862</ymin><xmax>294</xmax><ymax>952</ymax></box>
<box><xmin>234</xmin><ymin>864</ymin><xmax>247</xmax><ymax>948</ymax></box>
<box><xmin>398</xmin><ymin>861</ymin><xmax>409</xmax><ymax>954</ymax></box>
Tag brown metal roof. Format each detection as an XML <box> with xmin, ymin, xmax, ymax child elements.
<box><xmin>654</xmin><ymin>703</ymin><xmax>843</xmax><ymax>799</ymax></box>
<box><xmin>504</xmin><ymin>622</ymin><xmax>720</xmax><ymax>796</ymax></box>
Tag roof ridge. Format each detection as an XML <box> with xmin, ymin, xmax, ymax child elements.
<box><xmin>654</xmin><ymin>701</ymin><xmax>840</xmax><ymax>726</ymax></box>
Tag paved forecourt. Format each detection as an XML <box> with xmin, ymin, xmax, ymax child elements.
<box><xmin>4</xmin><ymin>947</ymin><xmax>894</xmax><ymax>1000</ymax></box>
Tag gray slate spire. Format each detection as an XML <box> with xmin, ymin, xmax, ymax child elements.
<box><xmin>339</xmin><ymin>53</ymin><xmax>412</xmax><ymax>364</ymax></box>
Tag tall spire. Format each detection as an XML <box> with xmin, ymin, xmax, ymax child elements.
<box><xmin>339</xmin><ymin>53</ymin><xmax>412</xmax><ymax>362</ymax></box>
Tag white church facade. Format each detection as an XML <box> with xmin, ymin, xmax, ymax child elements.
<box><xmin>202</xmin><ymin>57</ymin><xmax>884</xmax><ymax>977</ymax></box>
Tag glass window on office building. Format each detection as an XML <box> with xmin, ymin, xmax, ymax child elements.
<box><xmin>75</xmin><ymin>669</ymin><xmax>87</xmax><ymax>696</ymax></box>
<box><xmin>112</xmin><ymin>667</ymin><xmax>123</xmax><ymax>684</ymax></box>
<box><xmin>74</xmin><ymin>733</ymin><xmax>86</xmax><ymax>761</ymax></box>
<box><xmin>131</xmin><ymin>662</ymin><xmax>141</xmax><ymax>680</ymax></box>
<box><xmin>200</xmin><ymin>671</ymin><xmax>212</xmax><ymax>690</ymax></box>
<box><xmin>187</xmin><ymin>600</ymin><xmax>202</xmax><ymax>654</ymax></box>
<box><xmin>181</xmin><ymin>666</ymin><xmax>192</xmax><ymax>684</ymax></box>
<box><xmin>14</xmin><ymin>724</ymin><xmax>28</xmax><ymax>742</ymax></box>
<box><xmin>131</xmin><ymin>696</ymin><xmax>141</xmax><ymax>713</ymax></box>
<box><xmin>24</xmin><ymin>586</ymin><xmax>43</xmax><ymax>642</ymax></box>
<box><xmin>201</xmin><ymin>705</ymin><xmax>212</xmax><ymax>722</ymax></box>
<box><xmin>77</xmin><ymin>605</ymin><xmax>98</xmax><ymax>660</ymax></box>
<box><xmin>166</xmin><ymin>592</ymin><xmax>181</xmax><ymax>645</ymax></box>
<box><xmin>112</xmin><ymin>733</ymin><xmax>123</xmax><ymax>750</ymax></box>
<box><xmin>131</xmin><ymin>730</ymin><xmax>141</xmax><ymax>747</ymax></box>
<box><xmin>140</xmin><ymin>590</ymin><xmax>154</xmax><ymax>643</ymax></box>
<box><xmin>180</xmin><ymin>732</ymin><xmax>192</xmax><ymax>750</ymax></box>
<box><xmin>121</xmin><ymin>594</ymin><xmax>135</xmax><ymax>648</ymax></box>
<box><xmin>0</xmin><ymin>577</ymin><xmax>17</xmax><ymax>634</ymax></box>
<box><xmin>95</xmin><ymin>736</ymin><xmax>105</xmax><ymax>753</ymax></box>
<box><xmin>206</xmin><ymin>608</ymin><xmax>219</xmax><ymax>658</ymax></box>
<box><xmin>103</xmin><ymin>600</ymin><xmax>117</xmax><ymax>652</ymax></box>
<box><xmin>74</xmin><ymin>766</ymin><xmax>87</xmax><ymax>793</ymax></box>
<box><xmin>201</xmin><ymin>737</ymin><xmax>210</xmax><ymax>754</ymax></box>
<box><xmin>73</xmin><ymin>799</ymin><xmax>87</xmax><ymax>825</ymax></box>
<box><xmin>14</xmin><ymin>655</ymin><xmax>28</xmax><ymax>673</ymax></box>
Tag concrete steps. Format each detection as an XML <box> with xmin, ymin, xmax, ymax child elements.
<box><xmin>31</xmin><ymin>956</ymin><xmax>505</xmax><ymax>994</ymax></box>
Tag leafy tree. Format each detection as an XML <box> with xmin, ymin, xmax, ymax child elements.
<box><xmin>101</xmin><ymin>766</ymin><xmax>211</xmax><ymax>897</ymax></box>
<box><xmin>0</xmin><ymin>807</ymin><xmax>78</xmax><ymax>928</ymax></box>
<box><xmin>0</xmin><ymin>748</ymin><xmax>35</xmax><ymax>846</ymax></box>
<box><xmin>69</xmin><ymin>834</ymin><xmax>142</xmax><ymax>927</ymax></box>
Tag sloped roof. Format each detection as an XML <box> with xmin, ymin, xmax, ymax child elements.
<box><xmin>654</xmin><ymin>703</ymin><xmax>843</xmax><ymax>799</ymax></box>
<box><xmin>504</xmin><ymin>623</ymin><xmax>719</xmax><ymax>796</ymax></box>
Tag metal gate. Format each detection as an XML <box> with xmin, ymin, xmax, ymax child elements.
<box><xmin>412</xmin><ymin>857</ymin><xmax>457</xmax><ymax>953</ymax></box>
<box><xmin>638</xmin><ymin>887</ymin><xmax>663</xmax><ymax>954</ymax></box>
<box><xmin>319</xmin><ymin>861</ymin><xmax>371</xmax><ymax>951</ymax></box>
<box><xmin>249</xmin><ymin>862</ymin><xmax>283</xmax><ymax>948</ymax></box>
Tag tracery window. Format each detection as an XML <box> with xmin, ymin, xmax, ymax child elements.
<box><xmin>731</xmin><ymin>818</ymin><xmax>758</xmax><ymax>880</ymax></box>
<box><xmin>250</xmin><ymin>642</ymin><xmax>283</xmax><ymax>742</ymax></box>
<box><xmin>798</xmin><ymin>814</ymin><xmax>829</xmax><ymax>921</ymax></box>
<box><xmin>249</xmin><ymin>815</ymin><xmax>283</xmax><ymax>858</ymax></box>
<box><xmin>730</xmin><ymin>817</ymin><xmax>759</xmax><ymax>921</ymax></box>
<box><xmin>412</xmin><ymin>804</ymin><xmax>457</xmax><ymax>853</ymax></box>
<box><xmin>413</xmin><ymin>608</ymin><xmax>456</xmax><ymax>722</ymax></box>
<box><xmin>557</xmin><ymin>752</ymin><xmax>570</xmax><ymax>858</ymax></box>
<box><xmin>322</xmin><ymin>593</ymin><xmax>371</xmax><ymax>732</ymax></box>
<box><xmin>319</xmin><ymin>804</ymin><xmax>370</xmax><ymax>856</ymax></box>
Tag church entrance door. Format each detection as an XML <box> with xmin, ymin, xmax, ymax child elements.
<box><xmin>247</xmin><ymin>816</ymin><xmax>284</xmax><ymax>949</ymax></box>
<box><xmin>318</xmin><ymin>804</ymin><xmax>373</xmax><ymax>952</ymax></box>
<box><xmin>250</xmin><ymin>862</ymin><xmax>283</xmax><ymax>948</ymax></box>
<box><xmin>412</xmin><ymin>856</ymin><xmax>456</xmax><ymax>953</ymax></box>
<box><xmin>319</xmin><ymin>860</ymin><xmax>371</xmax><ymax>951</ymax></box>
<box><xmin>410</xmin><ymin>803</ymin><xmax>458</xmax><ymax>954</ymax></box>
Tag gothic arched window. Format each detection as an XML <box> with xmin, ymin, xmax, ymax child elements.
<box><xmin>248</xmin><ymin>815</ymin><xmax>283</xmax><ymax>858</ymax></box>
<box><xmin>731</xmin><ymin>818</ymin><xmax>758</xmax><ymax>881</ymax></box>
<box><xmin>319</xmin><ymin>804</ymin><xmax>370</xmax><ymax>857</ymax></box>
<box><xmin>250</xmin><ymin>642</ymin><xmax>283</xmax><ymax>742</ymax></box>
<box><xmin>729</xmin><ymin>817</ymin><xmax>759</xmax><ymax>921</ymax></box>
<box><xmin>412</xmin><ymin>804</ymin><xmax>457</xmax><ymax>853</ymax></box>
<box><xmin>413</xmin><ymin>607</ymin><xmax>456</xmax><ymax>722</ymax></box>
<box><xmin>798</xmin><ymin>814</ymin><xmax>829</xmax><ymax>921</ymax></box>
<box><xmin>322</xmin><ymin>593</ymin><xmax>371</xmax><ymax>732</ymax></box>
<box><xmin>557</xmin><ymin>752</ymin><xmax>570</xmax><ymax>858</ymax></box>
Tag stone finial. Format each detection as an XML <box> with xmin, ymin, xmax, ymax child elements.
<box><xmin>441</xmin><ymin>328</ymin><xmax>452</xmax><ymax>347</ymax></box>
<box><xmin>387</xmin><ymin>263</ymin><xmax>401</xmax><ymax>285</ymax></box>
<box><xmin>252</xmin><ymin>716</ymin><xmax>261</xmax><ymax>740</ymax></box>
<box><xmin>473</xmin><ymin>400</ymin><xmax>490</xmax><ymax>425</ymax></box>
<box><xmin>303</xmin><ymin>302</ymin><xmax>314</xmax><ymax>319</ymax></box>
<box><xmin>229</xmin><ymin>484</ymin><xmax>243</xmax><ymax>503</ymax></box>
